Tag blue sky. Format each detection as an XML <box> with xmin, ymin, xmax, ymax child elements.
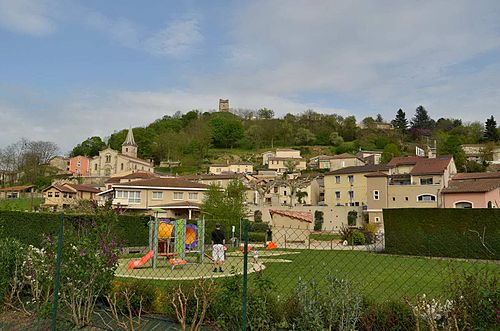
<box><xmin>1</xmin><ymin>0</ymin><xmax>500</xmax><ymax>152</ymax></box>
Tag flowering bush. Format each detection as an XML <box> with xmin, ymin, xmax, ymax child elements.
<box><xmin>0</xmin><ymin>238</ymin><xmax>26</xmax><ymax>308</ymax></box>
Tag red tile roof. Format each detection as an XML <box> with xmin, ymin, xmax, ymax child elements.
<box><xmin>0</xmin><ymin>185</ymin><xmax>34</xmax><ymax>192</ymax></box>
<box><xmin>452</xmin><ymin>172</ymin><xmax>500</xmax><ymax>180</ymax></box>
<box><xmin>387</xmin><ymin>156</ymin><xmax>423</xmax><ymax>166</ymax></box>
<box><xmin>409</xmin><ymin>156</ymin><xmax>453</xmax><ymax>175</ymax></box>
<box><xmin>364</xmin><ymin>172</ymin><xmax>389</xmax><ymax>178</ymax></box>
<box><xmin>442</xmin><ymin>178</ymin><xmax>500</xmax><ymax>193</ymax></box>
<box><xmin>269</xmin><ymin>209</ymin><xmax>313</xmax><ymax>223</ymax></box>
<box><xmin>113</xmin><ymin>178</ymin><xmax>209</xmax><ymax>189</ymax></box>
<box><xmin>182</xmin><ymin>173</ymin><xmax>243</xmax><ymax>181</ymax></box>
<box><xmin>64</xmin><ymin>183</ymin><xmax>101</xmax><ymax>193</ymax></box>
<box><xmin>105</xmin><ymin>171</ymin><xmax>158</xmax><ymax>183</ymax></box>
<box><xmin>326</xmin><ymin>164</ymin><xmax>390</xmax><ymax>175</ymax></box>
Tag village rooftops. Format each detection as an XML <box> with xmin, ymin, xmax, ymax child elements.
<box><xmin>408</xmin><ymin>156</ymin><xmax>453</xmax><ymax>175</ymax></box>
<box><xmin>0</xmin><ymin>185</ymin><xmax>34</xmax><ymax>192</ymax></box>
<box><xmin>105</xmin><ymin>171</ymin><xmax>159</xmax><ymax>183</ymax></box>
<box><xmin>452</xmin><ymin>172</ymin><xmax>500</xmax><ymax>180</ymax></box>
<box><xmin>112</xmin><ymin>177</ymin><xmax>210</xmax><ymax>189</ymax></box>
<box><xmin>269</xmin><ymin>209</ymin><xmax>313</xmax><ymax>223</ymax></box>
<box><xmin>182</xmin><ymin>173</ymin><xmax>244</xmax><ymax>181</ymax></box>
<box><xmin>64</xmin><ymin>183</ymin><xmax>101</xmax><ymax>193</ymax></box>
<box><xmin>387</xmin><ymin>156</ymin><xmax>424</xmax><ymax>166</ymax></box>
<box><xmin>326</xmin><ymin>164</ymin><xmax>390</xmax><ymax>175</ymax></box>
<box><xmin>442</xmin><ymin>178</ymin><xmax>500</xmax><ymax>193</ymax></box>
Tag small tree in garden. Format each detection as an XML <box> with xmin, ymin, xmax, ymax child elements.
<box><xmin>314</xmin><ymin>211</ymin><xmax>324</xmax><ymax>231</ymax></box>
<box><xmin>347</xmin><ymin>210</ymin><xmax>358</xmax><ymax>226</ymax></box>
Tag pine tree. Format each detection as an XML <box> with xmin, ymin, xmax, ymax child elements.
<box><xmin>391</xmin><ymin>109</ymin><xmax>408</xmax><ymax>134</ymax></box>
<box><xmin>410</xmin><ymin>106</ymin><xmax>434</xmax><ymax>130</ymax></box>
<box><xmin>376</xmin><ymin>114</ymin><xmax>384</xmax><ymax>122</ymax></box>
<box><xmin>484</xmin><ymin>115</ymin><xmax>499</xmax><ymax>142</ymax></box>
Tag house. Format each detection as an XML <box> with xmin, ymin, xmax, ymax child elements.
<box><xmin>208</xmin><ymin>162</ymin><xmax>254</xmax><ymax>174</ymax></box>
<box><xmin>365</xmin><ymin>156</ymin><xmax>457</xmax><ymax>224</ymax></box>
<box><xmin>324</xmin><ymin>164</ymin><xmax>390</xmax><ymax>207</ymax></box>
<box><xmin>269</xmin><ymin>209</ymin><xmax>313</xmax><ymax>246</ymax></box>
<box><xmin>99</xmin><ymin>177</ymin><xmax>210</xmax><ymax>219</ymax></box>
<box><xmin>268</xmin><ymin>157</ymin><xmax>307</xmax><ymax>173</ymax></box>
<box><xmin>441</xmin><ymin>172</ymin><xmax>500</xmax><ymax>208</ymax></box>
<box><xmin>356</xmin><ymin>151</ymin><xmax>383</xmax><ymax>165</ymax></box>
<box><xmin>182</xmin><ymin>173</ymin><xmax>245</xmax><ymax>189</ymax></box>
<box><xmin>42</xmin><ymin>183</ymin><xmax>100</xmax><ymax>210</ymax></box>
<box><xmin>0</xmin><ymin>185</ymin><xmax>35</xmax><ymax>199</ymax></box>
<box><xmin>461</xmin><ymin>144</ymin><xmax>500</xmax><ymax>163</ymax></box>
<box><xmin>263</xmin><ymin>148</ymin><xmax>302</xmax><ymax>168</ymax></box>
<box><xmin>104</xmin><ymin>171</ymin><xmax>159</xmax><ymax>190</ymax></box>
<box><xmin>68</xmin><ymin>156</ymin><xmax>91</xmax><ymax>176</ymax></box>
<box><xmin>250</xmin><ymin>176</ymin><xmax>321</xmax><ymax>207</ymax></box>
<box><xmin>89</xmin><ymin>128</ymin><xmax>153</xmax><ymax>177</ymax></box>
<box><xmin>327</xmin><ymin>153</ymin><xmax>365</xmax><ymax>171</ymax></box>
<box><xmin>48</xmin><ymin>156</ymin><xmax>70</xmax><ymax>174</ymax></box>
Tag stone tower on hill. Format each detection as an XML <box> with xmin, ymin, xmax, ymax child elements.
<box><xmin>122</xmin><ymin>127</ymin><xmax>138</xmax><ymax>158</ymax></box>
<box><xmin>219</xmin><ymin>99</ymin><xmax>229</xmax><ymax>112</ymax></box>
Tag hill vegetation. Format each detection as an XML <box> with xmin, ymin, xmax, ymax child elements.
<box><xmin>70</xmin><ymin>106</ymin><xmax>499</xmax><ymax>173</ymax></box>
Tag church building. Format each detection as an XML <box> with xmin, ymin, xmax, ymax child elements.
<box><xmin>89</xmin><ymin>128</ymin><xmax>154</xmax><ymax>177</ymax></box>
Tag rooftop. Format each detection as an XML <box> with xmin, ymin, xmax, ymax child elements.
<box><xmin>0</xmin><ymin>185</ymin><xmax>34</xmax><ymax>192</ymax></box>
<box><xmin>452</xmin><ymin>172</ymin><xmax>500</xmax><ymax>180</ymax></box>
<box><xmin>269</xmin><ymin>209</ymin><xmax>313</xmax><ymax>223</ymax></box>
<box><xmin>326</xmin><ymin>164</ymin><xmax>390</xmax><ymax>175</ymax></box>
<box><xmin>113</xmin><ymin>177</ymin><xmax>209</xmax><ymax>189</ymax></box>
<box><xmin>409</xmin><ymin>156</ymin><xmax>453</xmax><ymax>175</ymax></box>
<box><xmin>442</xmin><ymin>178</ymin><xmax>500</xmax><ymax>194</ymax></box>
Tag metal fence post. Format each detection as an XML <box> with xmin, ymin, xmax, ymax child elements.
<box><xmin>242</xmin><ymin>220</ymin><xmax>249</xmax><ymax>331</ymax></box>
<box><xmin>51</xmin><ymin>213</ymin><xmax>64</xmax><ymax>331</ymax></box>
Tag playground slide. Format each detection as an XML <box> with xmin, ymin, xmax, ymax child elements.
<box><xmin>128</xmin><ymin>250</ymin><xmax>155</xmax><ymax>270</ymax></box>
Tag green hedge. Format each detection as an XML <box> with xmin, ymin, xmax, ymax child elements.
<box><xmin>384</xmin><ymin>209</ymin><xmax>500</xmax><ymax>260</ymax></box>
<box><xmin>0</xmin><ymin>211</ymin><xmax>244</xmax><ymax>248</ymax></box>
<box><xmin>0</xmin><ymin>211</ymin><xmax>150</xmax><ymax>247</ymax></box>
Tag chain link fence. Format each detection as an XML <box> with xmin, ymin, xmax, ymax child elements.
<box><xmin>1</xmin><ymin>211</ymin><xmax>499</xmax><ymax>330</ymax></box>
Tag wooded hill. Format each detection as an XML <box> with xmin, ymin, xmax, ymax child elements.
<box><xmin>71</xmin><ymin>106</ymin><xmax>500</xmax><ymax>173</ymax></box>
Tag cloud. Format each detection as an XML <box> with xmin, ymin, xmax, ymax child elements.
<box><xmin>144</xmin><ymin>19</ymin><xmax>202</xmax><ymax>56</ymax></box>
<box><xmin>0</xmin><ymin>0</ymin><xmax>55</xmax><ymax>35</ymax></box>
<box><xmin>83</xmin><ymin>12</ymin><xmax>202</xmax><ymax>57</ymax></box>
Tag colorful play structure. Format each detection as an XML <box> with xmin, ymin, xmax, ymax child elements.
<box><xmin>128</xmin><ymin>217</ymin><xmax>206</xmax><ymax>270</ymax></box>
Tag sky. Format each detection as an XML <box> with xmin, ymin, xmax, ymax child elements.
<box><xmin>1</xmin><ymin>0</ymin><xmax>500</xmax><ymax>153</ymax></box>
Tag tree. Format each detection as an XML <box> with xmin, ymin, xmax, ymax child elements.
<box><xmin>257</xmin><ymin>108</ymin><xmax>274</xmax><ymax>119</ymax></box>
<box><xmin>410</xmin><ymin>106</ymin><xmax>434</xmax><ymax>139</ymax></box>
<box><xmin>294</xmin><ymin>128</ymin><xmax>316</xmax><ymax>145</ymax></box>
<box><xmin>391</xmin><ymin>109</ymin><xmax>408</xmax><ymax>134</ymax></box>
<box><xmin>201</xmin><ymin>180</ymin><xmax>247</xmax><ymax>225</ymax></box>
<box><xmin>439</xmin><ymin>135</ymin><xmax>466</xmax><ymax>171</ymax></box>
<box><xmin>314</xmin><ymin>211</ymin><xmax>324</xmax><ymax>231</ymax></box>
<box><xmin>208</xmin><ymin>113</ymin><xmax>245</xmax><ymax>148</ymax></box>
<box><xmin>339</xmin><ymin>116</ymin><xmax>358</xmax><ymax>141</ymax></box>
<box><xmin>329</xmin><ymin>132</ymin><xmax>344</xmax><ymax>146</ymax></box>
<box><xmin>380</xmin><ymin>143</ymin><xmax>401</xmax><ymax>164</ymax></box>
<box><xmin>376</xmin><ymin>114</ymin><xmax>384</xmax><ymax>123</ymax></box>
<box><xmin>71</xmin><ymin>136</ymin><xmax>106</xmax><ymax>157</ymax></box>
<box><xmin>484</xmin><ymin>115</ymin><xmax>499</xmax><ymax>142</ymax></box>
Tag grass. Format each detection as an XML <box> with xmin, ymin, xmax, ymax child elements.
<box><xmin>309</xmin><ymin>233</ymin><xmax>342</xmax><ymax>241</ymax></box>
<box><xmin>116</xmin><ymin>248</ymin><xmax>500</xmax><ymax>303</ymax></box>
<box><xmin>0</xmin><ymin>198</ymin><xmax>43</xmax><ymax>211</ymax></box>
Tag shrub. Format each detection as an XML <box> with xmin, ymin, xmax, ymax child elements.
<box><xmin>360</xmin><ymin>300</ymin><xmax>415</xmax><ymax>331</ymax></box>
<box><xmin>447</xmin><ymin>271</ymin><xmax>499</xmax><ymax>330</ymax></box>
<box><xmin>0</xmin><ymin>238</ymin><xmax>26</xmax><ymax>308</ymax></box>
<box><xmin>248</xmin><ymin>232</ymin><xmax>266</xmax><ymax>243</ymax></box>
<box><xmin>351</xmin><ymin>231</ymin><xmax>366</xmax><ymax>245</ymax></box>
<box><xmin>249</xmin><ymin>221</ymin><xmax>269</xmax><ymax>233</ymax></box>
<box><xmin>109</xmin><ymin>280</ymin><xmax>157</xmax><ymax>315</ymax></box>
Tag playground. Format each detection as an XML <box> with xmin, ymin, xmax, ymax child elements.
<box><xmin>120</xmin><ymin>216</ymin><xmax>288</xmax><ymax>280</ymax></box>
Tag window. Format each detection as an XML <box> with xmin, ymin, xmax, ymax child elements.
<box><xmin>121</xmin><ymin>163</ymin><xmax>124</xmax><ymax>170</ymax></box>
<box><xmin>348</xmin><ymin>175</ymin><xmax>354</xmax><ymax>183</ymax></box>
<box><xmin>348</xmin><ymin>190</ymin><xmax>354</xmax><ymax>200</ymax></box>
<box><xmin>375</xmin><ymin>217</ymin><xmax>380</xmax><ymax>223</ymax></box>
<box><xmin>128</xmin><ymin>191</ymin><xmax>141</xmax><ymax>203</ymax></box>
<box><xmin>152</xmin><ymin>192</ymin><xmax>163</xmax><ymax>200</ymax></box>
<box><xmin>455</xmin><ymin>201</ymin><xmax>472</xmax><ymax>208</ymax></box>
<box><xmin>420</xmin><ymin>177</ymin><xmax>433</xmax><ymax>185</ymax></box>
<box><xmin>274</xmin><ymin>187</ymin><xmax>278</xmax><ymax>193</ymax></box>
<box><xmin>105</xmin><ymin>154</ymin><xmax>111</xmax><ymax>163</ymax></box>
<box><xmin>94</xmin><ymin>164</ymin><xmax>98</xmax><ymax>171</ymax></box>
<box><xmin>125</xmin><ymin>148</ymin><xmax>128</xmax><ymax>152</ymax></box>
<box><xmin>63</xmin><ymin>193</ymin><xmax>68</xmax><ymax>198</ymax></box>
<box><xmin>189</xmin><ymin>192</ymin><xmax>198</xmax><ymax>200</ymax></box>
<box><xmin>335</xmin><ymin>176</ymin><xmax>341</xmax><ymax>184</ymax></box>
<box><xmin>405</xmin><ymin>197</ymin><xmax>409</xmax><ymax>201</ymax></box>
<box><xmin>373</xmin><ymin>190</ymin><xmax>380</xmax><ymax>200</ymax></box>
<box><xmin>48</xmin><ymin>192</ymin><xmax>53</xmax><ymax>197</ymax></box>
<box><xmin>392</xmin><ymin>197</ymin><xmax>396</xmax><ymax>201</ymax></box>
<box><xmin>335</xmin><ymin>191</ymin><xmax>341</xmax><ymax>199</ymax></box>
<box><xmin>173</xmin><ymin>192</ymin><xmax>184</xmax><ymax>200</ymax></box>
<box><xmin>55</xmin><ymin>192</ymin><xmax>60</xmax><ymax>197</ymax></box>
<box><xmin>417</xmin><ymin>194</ymin><xmax>436</xmax><ymax>202</ymax></box>
<box><xmin>283</xmin><ymin>190</ymin><xmax>287</xmax><ymax>196</ymax></box>
<box><xmin>116</xmin><ymin>190</ymin><xmax>129</xmax><ymax>199</ymax></box>
<box><xmin>77</xmin><ymin>161</ymin><xmax>81</xmax><ymax>167</ymax></box>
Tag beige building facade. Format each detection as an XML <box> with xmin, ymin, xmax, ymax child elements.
<box><xmin>89</xmin><ymin>128</ymin><xmax>153</xmax><ymax>177</ymax></box>
<box><xmin>42</xmin><ymin>183</ymin><xmax>100</xmax><ymax>209</ymax></box>
<box><xmin>208</xmin><ymin>163</ymin><xmax>254</xmax><ymax>174</ymax></box>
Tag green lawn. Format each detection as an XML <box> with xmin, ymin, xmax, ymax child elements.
<box><xmin>0</xmin><ymin>198</ymin><xmax>43</xmax><ymax>211</ymax></box>
<box><xmin>309</xmin><ymin>233</ymin><xmax>342</xmax><ymax>241</ymax></box>
<box><xmin>260</xmin><ymin>249</ymin><xmax>499</xmax><ymax>302</ymax></box>
<box><xmin>117</xmin><ymin>249</ymin><xmax>499</xmax><ymax>303</ymax></box>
